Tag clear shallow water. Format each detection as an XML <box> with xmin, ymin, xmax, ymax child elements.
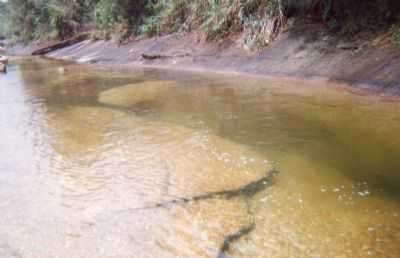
<box><xmin>1</xmin><ymin>57</ymin><xmax>400</xmax><ymax>258</ymax></box>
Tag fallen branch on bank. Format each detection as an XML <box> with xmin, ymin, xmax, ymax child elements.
<box><xmin>31</xmin><ymin>33</ymin><xmax>90</xmax><ymax>56</ymax></box>
<box><xmin>141</xmin><ymin>52</ymin><xmax>190</xmax><ymax>60</ymax></box>
<box><xmin>142</xmin><ymin>53</ymin><xmax>167</xmax><ymax>60</ymax></box>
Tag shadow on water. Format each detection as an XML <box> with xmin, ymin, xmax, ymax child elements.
<box><xmin>142</xmin><ymin>81</ymin><xmax>400</xmax><ymax>200</ymax></box>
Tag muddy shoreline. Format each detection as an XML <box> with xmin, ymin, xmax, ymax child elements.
<box><xmin>7</xmin><ymin>25</ymin><xmax>400</xmax><ymax>96</ymax></box>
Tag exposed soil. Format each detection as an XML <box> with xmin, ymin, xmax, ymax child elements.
<box><xmin>7</xmin><ymin>22</ymin><xmax>400</xmax><ymax>96</ymax></box>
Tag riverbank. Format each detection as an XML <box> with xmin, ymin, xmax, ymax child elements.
<box><xmin>8</xmin><ymin>22</ymin><xmax>400</xmax><ymax>96</ymax></box>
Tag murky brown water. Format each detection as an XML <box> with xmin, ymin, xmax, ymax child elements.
<box><xmin>1</xmin><ymin>57</ymin><xmax>400</xmax><ymax>258</ymax></box>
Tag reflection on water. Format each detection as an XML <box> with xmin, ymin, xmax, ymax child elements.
<box><xmin>1</xmin><ymin>57</ymin><xmax>400</xmax><ymax>258</ymax></box>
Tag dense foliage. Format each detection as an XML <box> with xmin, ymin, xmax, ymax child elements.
<box><xmin>3</xmin><ymin>0</ymin><xmax>95</xmax><ymax>40</ymax></box>
<box><xmin>0</xmin><ymin>1</ymin><xmax>10</xmax><ymax>38</ymax></box>
<box><xmin>1</xmin><ymin>0</ymin><xmax>400</xmax><ymax>46</ymax></box>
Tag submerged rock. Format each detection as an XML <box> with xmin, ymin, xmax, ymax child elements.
<box><xmin>44</xmin><ymin>103</ymin><xmax>274</xmax><ymax>195</ymax></box>
<box><xmin>47</xmin><ymin>106</ymin><xmax>127</xmax><ymax>157</ymax></box>
<box><xmin>98</xmin><ymin>80</ymin><xmax>177</xmax><ymax>108</ymax></box>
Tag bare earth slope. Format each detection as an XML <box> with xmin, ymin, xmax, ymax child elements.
<box><xmin>32</xmin><ymin>24</ymin><xmax>400</xmax><ymax>95</ymax></box>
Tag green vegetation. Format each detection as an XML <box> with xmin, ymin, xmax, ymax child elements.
<box><xmin>0</xmin><ymin>0</ymin><xmax>400</xmax><ymax>47</ymax></box>
<box><xmin>391</xmin><ymin>23</ymin><xmax>400</xmax><ymax>46</ymax></box>
<box><xmin>93</xmin><ymin>0</ymin><xmax>147</xmax><ymax>40</ymax></box>
<box><xmin>3</xmin><ymin>0</ymin><xmax>95</xmax><ymax>40</ymax></box>
<box><xmin>0</xmin><ymin>1</ymin><xmax>10</xmax><ymax>38</ymax></box>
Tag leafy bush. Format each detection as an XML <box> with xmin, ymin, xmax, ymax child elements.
<box><xmin>391</xmin><ymin>23</ymin><xmax>400</xmax><ymax>46</ymax></box>
<box><xmin>163</xmin><ymin>0</ymin><xmax>190</xmax><ymax>33</ymax></box>
<box><xmin>138</xmin><ymin>0</ymin><xmax>191</xmax><ymax>37</ymax></box>
<box><xmin>240</xmin><ymin>0</ymin><xmax>283</xmax><ymax>49</ymax></box>
<box><xmin>138</xmin><ymin>1</ymin><xmax>166</xmax><ymax>37</ymax></box>
<box><xmin>139</xmin><ymin>15</ymin><xmax>163</xmax><ymax>37</ymax></box>
<box><xmin>94</xmin><ymin>0</ymin><xmax>124</xmax><ymax>33</ymax></box>
<box><xmin>0</xmin><ymin>2</ymin><xmax>10</xmax><ymax>38</ymax></box>
<box><xmin>309</xmin><ymin>0</ymin><xmax>400</xmax><ymax>34</ymax></box>
<box><xmin>200</xmin><ymin>0</ymin><xmax>240</xmax><ymax>40</ymax></box>
<box><xmin>5</xmin><ymin>0</ymin><xmax>94</xmax><ymax>41</ymax></box>
<box><xmin>95</xmin><ymin>0</ymin><xmax>148</xmax><ymax>40</ymax></box>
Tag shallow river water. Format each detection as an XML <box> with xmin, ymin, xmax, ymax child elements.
<box><xmin>1</xmin><ymin>58</ymin><xmax>400</xmax><ymax>258</ymax></box>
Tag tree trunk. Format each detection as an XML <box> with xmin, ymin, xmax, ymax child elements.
<box><xmin>31</xmin><ymin>33</ymin><xmax>90</xmax><ymax>56</ymax></box>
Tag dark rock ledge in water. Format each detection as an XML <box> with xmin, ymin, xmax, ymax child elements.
<box><xmin>217</xmin><ymin>223</ymin><xmax>256</xmax><ymax>258</ymax></box>
<box><xmin>133</xmin><ymin>168</ymin><xmax>279</xmax><ymax>210</ymax></box>
<box><xmin>129</xmin><ymin>168</ymin><xmax>278</xmax><ymax>258</ymax></box>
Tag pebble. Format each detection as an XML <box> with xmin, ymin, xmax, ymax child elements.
<box><xmin>358</xmin><ymin>190</ymin><xmax>371</xmax><ymax>197</ymax></box>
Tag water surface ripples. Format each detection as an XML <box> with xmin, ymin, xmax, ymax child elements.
<box><xmin>0</xmin><ymin>58</ymin><xmax>400</xmax><ymax>258</ymax></box>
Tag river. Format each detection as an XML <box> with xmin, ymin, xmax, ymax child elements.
<box><xmin>1</xmin><ymin>57</ymin><xmax>400</xmax><ymax>258</ymax></box>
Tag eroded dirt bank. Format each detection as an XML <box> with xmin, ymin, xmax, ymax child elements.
<box><xmin>12</xmin><ymin>24</ymin><xmax>400</xmax><ymax>95</ymax></box>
